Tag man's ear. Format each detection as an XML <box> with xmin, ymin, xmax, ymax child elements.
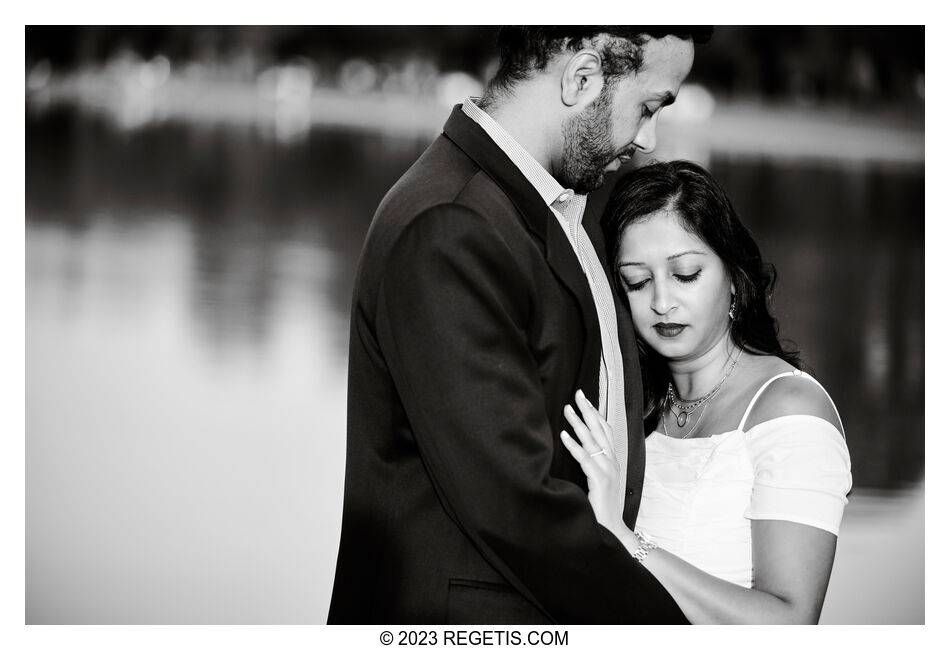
<box><xmin>560</xmin><ymin>49</ymin><xmax>604</xmax><ymax>107</ymax></box>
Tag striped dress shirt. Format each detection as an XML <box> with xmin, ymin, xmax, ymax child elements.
<box><xmin>461</xmin><ymin>98</ymin><xmax>628</xmax><ymax>496</ymax></box>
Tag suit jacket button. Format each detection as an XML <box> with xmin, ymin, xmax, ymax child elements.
<box><xmin>626</xmin><ymin>488</ymin><xmax>635</xmax><ymax>496</ymax></box>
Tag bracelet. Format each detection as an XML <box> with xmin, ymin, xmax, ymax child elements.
<box><xmin>631</xmin><ymin>529</ymin><xmax>657</xmax><ymax>564</ymax></box>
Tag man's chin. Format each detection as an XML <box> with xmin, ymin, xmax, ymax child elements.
<box><xmin>555</xmin><ymin>167</ymin><xmax>607</xmax><ymax>195</ymax></box>
<box><xmin>569</xmin><ymin>178</ymin><xmax>605</xmax><ymax>195</ymax></box>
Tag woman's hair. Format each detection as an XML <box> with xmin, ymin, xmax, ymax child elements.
<box><xmin>602</xmin><ymin>160</ymin><xmax>802</xmax><ymax>426</ymax></box>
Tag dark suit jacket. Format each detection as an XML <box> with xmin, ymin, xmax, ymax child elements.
<box><xmin>327</xmin><ymin>105</ymin><xmax>686</xmax><ymax>624</ymax></box>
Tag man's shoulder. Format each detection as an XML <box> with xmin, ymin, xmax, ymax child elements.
<box><xmin>399</xmin><ymin>137</ymin><xmax>508</xmax><ymax>202</ymax></box>
<box><xmin>376</xmin><ymin>135</ymin><xmax>519</xmax><ymax>230</ymax></box>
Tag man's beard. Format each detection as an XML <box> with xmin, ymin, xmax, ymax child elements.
<box><xmin>555</xmin><ymin>85</ymin><xmax>617</xmax><ymax>195</ymax></box>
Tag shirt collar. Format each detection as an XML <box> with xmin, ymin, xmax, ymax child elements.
<box><xmin>461</xmin><ymin>97</ymin><xmax>578</xmax><ymax>209</ymax></box>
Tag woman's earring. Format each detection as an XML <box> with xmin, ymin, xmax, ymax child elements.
<box><xmin>728</xmin><ymin>295</ymin><xmax>736</xmax><ymax>321</ymax></box>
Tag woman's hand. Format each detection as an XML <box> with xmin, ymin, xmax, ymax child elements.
<box><xmin>559</xmin><ymin>390</ymin><xmax>626</xmax><ymax>534</ymax></box>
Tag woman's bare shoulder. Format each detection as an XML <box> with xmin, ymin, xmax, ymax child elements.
<box><xmin>742</xmin><ymin>361</ymin><xmax>842</xmax><ymax>435</ymax></box>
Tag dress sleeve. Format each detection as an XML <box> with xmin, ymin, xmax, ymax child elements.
<box><xmin>744</xmin><ymin>415</ymin><xmax>852</xmax><ymax>535</ymax></box>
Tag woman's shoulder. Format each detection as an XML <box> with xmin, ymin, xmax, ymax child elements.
<box><xmin>740</xmin><ymin>358</ymin><xmax>843</xmax><ymax>436</ymax></box>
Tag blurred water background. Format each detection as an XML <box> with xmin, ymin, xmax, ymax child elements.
<box><xmin>24</xmin><ymin>26</ymin><xmax>924</xmax><ymax>624</ymax></box>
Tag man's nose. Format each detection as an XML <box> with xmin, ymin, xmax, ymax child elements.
<box><xmin>634</xmin><ymin>119</ymin><xmax>658</xmax><ymax>154</ymax></box>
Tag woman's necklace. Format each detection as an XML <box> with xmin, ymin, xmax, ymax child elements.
<box><xmin>662</xmin><ymin>393</ymin><xmax>712</xmax><ymax>439</ymax></box>
<box><xmin>662</xmin><ymin>349</ymin><xmax>743</xmax><ymax>439</ymax></box>
<box><xmin>666</xmin><ymin>381</ymin><xmax>719</xmax><ymax>427</ymax></box>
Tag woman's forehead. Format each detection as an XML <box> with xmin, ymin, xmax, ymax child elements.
<box><xmin>622</xmin><ymin>210</ymin><xmax>710</xmax><ymax>250</ymax></box>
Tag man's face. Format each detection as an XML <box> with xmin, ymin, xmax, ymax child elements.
<box><xmin>555</xmin><ymin>35</ymin><xmax>695</xmax><ymax>194</ymax></box>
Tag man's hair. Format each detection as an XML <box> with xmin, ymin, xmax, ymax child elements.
<box><xmin>484</xmin><ymin>26</ymin><xmax>712</xmax><ymax>104</ymax></box>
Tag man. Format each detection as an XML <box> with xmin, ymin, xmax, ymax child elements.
<box><xmin>328</xmin><ymin>26</ymin><xmax>711</xmax><ymax>623</ymax></box>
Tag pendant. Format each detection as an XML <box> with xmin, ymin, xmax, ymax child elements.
<box><xmin>676</xmin><ymin>411</ymin><xmax>689</xmax><ymax>427</ymax></box>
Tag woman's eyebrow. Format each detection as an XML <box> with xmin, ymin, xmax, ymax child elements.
<box><xmin>667</xmin><ymin>250</ymin><xmax>706</xmax><ymax>261</ymax></box>
<box><xmin>617</xmin><ymin>250</ymin><xmax>706</xmax><ymax>268</ymax></box>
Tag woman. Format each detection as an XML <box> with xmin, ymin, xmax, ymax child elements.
<box><xmin>561</xmin><ymin>160</ymin><xmax>852</xmax><ymax>624</ymax></box>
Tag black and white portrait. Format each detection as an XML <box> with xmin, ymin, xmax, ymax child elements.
<box><xmin>20</xmin><ymin>18</ymin><xmax>928</xmax><ymax>641</ymax></box>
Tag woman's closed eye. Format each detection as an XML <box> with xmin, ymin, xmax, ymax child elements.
<box><xmin>674</xmin><ymin>270</ymin><xmax>702</xmax><ymax>283</ymax></box>
<box><xmin>622</xmin><ymin>270</ymin><xmax>701</xmax><ymax>292</ymax></box>
<box><xmin>623</xmin><ymin>277</ymin><xmax>650</xmax><ymax>292</ymax></box>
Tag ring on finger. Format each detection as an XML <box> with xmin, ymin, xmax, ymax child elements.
<box><xmin>589</xmin><ymin>448</ymin><xmax>609</xmax><ymax>458</ymax></box>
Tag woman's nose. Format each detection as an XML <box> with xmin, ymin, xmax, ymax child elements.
<box><xmin>651</xmin><ymin>280</ymin><xmax>674</xmax><ymax>314</ymax></box>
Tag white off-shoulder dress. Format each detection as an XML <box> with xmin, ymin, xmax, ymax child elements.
<box><xmin>635</xmin><ymin>371</ymin><xmax>853</xmax><ymax>588</ymax></box>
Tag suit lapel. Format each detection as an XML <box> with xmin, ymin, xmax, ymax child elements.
<box><xmin>583</xmin><ymin>200</ymin><xmax>646</xmax><ymax>526</ymax></box>
<box><xmin>443</xmin><ymin>104</ymin><xmax>647</xmax><ymax>524</ymax></box>
<box><xmin>442</xmin><ymin>106</ymin><xmax>602</xmax><ymax>393</ymax></box>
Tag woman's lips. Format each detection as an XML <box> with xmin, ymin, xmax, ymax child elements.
<box><xmin>653</xmin><ymin>323</ymin><xmax>686</xmax><ymax>338</ymax></box>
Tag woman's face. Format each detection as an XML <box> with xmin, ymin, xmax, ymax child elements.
<box><xmin>616</xmin><ymin>209</ymin><xmax>734</xmax><ymax>363</ymax></box>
